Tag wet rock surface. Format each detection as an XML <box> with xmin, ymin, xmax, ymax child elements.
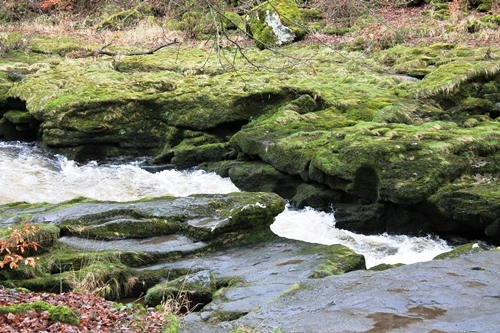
<box><xmin>58</xmin><ymin>234</ymin><xmax>208</xmax><ymax>254</ymax></box>
<box><xmin>172</xmin><ymin>248</ymin><xmax>500</xmax><ymax>333</ymax></box>
<box><xmin>0</xmin><ymin>192</ymin><xmax>286</xmax><ymax>245</ymax></box>
<box><xmin>139</xmin><ymin>238</ymin><xmax>365</xmax><ymax>328</ymax></box>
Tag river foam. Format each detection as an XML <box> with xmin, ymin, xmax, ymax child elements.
<box><xmin>0</xmin><ymin>142</ymin><xmax>239</xmax><ymax>204</ymax></box>
<box><xmin>271</xmin><ymin>206</ymin><xmax>451</xmax><ymax>268</ymax></box>
<box><xmin>1</xmin><ymin>141</ymin><xmax>452</xmax><ymax>267</ymax></box>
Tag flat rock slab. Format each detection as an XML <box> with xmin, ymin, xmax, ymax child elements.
<box><xmin>236</xmin><ymin>250</ymin><xmax>500</xmax><ymax>333</ymax></box>
<box><xmin>143</xmin><ymin>239</ymin><xmax>348</xmax><ymax>325</ymax></box>
<box><xmin>59</xmin><ymin>234</ymin><xmax>207</xmax><ymax>254</ymax></box>
<box><xmin>161</xmin><ymin>244</ymin><xmax>500</xmax><ymax>333</ymax></box>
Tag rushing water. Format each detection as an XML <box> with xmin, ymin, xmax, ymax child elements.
<box><xmin>0</xmin><ymin>141</ymin><xmax>452</xmax><ymax>268</ymax></box>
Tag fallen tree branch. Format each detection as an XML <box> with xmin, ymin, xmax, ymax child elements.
<box><xmin>93</xmin><ymin>39</ymin><xmax>179</xmax><ymax>60</ymax></box>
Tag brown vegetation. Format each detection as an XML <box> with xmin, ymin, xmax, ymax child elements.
<box><xmin>0</xmin><ymin>288</ymin><xmax>172</xmax><ymax>333</ymax></box>
<box><xmin>0</xmin><ymin>225</ymin><xmax>39</xmax><ymax>270</ymax></box>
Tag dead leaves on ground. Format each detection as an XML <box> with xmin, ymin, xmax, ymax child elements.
<box><xmin>0</xmin><ymin>288</ymin><xmax>171</xmax><ymax>333</ymax></box>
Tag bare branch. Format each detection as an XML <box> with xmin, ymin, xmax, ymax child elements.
<box><xmin>93</xmin><ymin>40</ymin><xmax>179</xmax><ymax>60</ymax></box>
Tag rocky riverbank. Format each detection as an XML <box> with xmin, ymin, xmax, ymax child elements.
<box><xmin>1</xmin><ymin>0</ymin><xmax>500</xmax><ymax>331</ymax></box>
<box><xmin>1</xmin><ymin>34</ymin><xmax>499</xmax><ymax>243</ymax></box>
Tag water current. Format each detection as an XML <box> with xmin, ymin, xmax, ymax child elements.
<box><xmin>0</xmin><ymin>141</ymin><xmax>452</xmax><ymax>268</ymax></box>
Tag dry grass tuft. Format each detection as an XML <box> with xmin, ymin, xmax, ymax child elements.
<box><xmin>159</xmin><ymin>290</ymin><xmax>192</xmax><ymax>317</ymax></box>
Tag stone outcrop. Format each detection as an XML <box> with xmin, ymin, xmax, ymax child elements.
<box><xmin>1</xmin><ymin>36</ymin><xmax>499</xmax><ymax>243</ymax></box>
<box><xmin>0</xmin><ymin>192</ymin><xmax>287</xmax><ymax>296</ymax></box>
<box><xmin>0</xmin><ymin>194</ymin><xmax>369</xmax><ymax>312</ymax></box>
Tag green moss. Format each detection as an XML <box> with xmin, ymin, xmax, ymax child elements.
<box><xmin>470</xmin><ymin>0</ymin><xmax>493</xmax><ymax>12</ymax></box>
<box><xmin>47</xmin><ymin>304</ymin><xmax>80</xmax><ymax>325</ymax></box>
<box><xmin>145</xmin><ymin>271</ymin><xmax>216</xmax><ymax>307</ymax></box>
<box><xmin>0</xmin><ymin>300</ymin><xmax>79</xmax><ymax>325</ymax></box>
<box><xmin>374</xmin><ymin>100</ymin><xmax>445</xmax><ymax>124</ymax></box>
<box><xmin>29</xmin><ymin>35</ymin><xmax>93</xmax><ymax>57</ymax></box>
<box><xmin>235</xmin><ymin>115</ymin><xmax>500</xmax><ymax>204</ymax></box>
<box><xmin>183</xmin><ymin>192</ymin><xmax>286</xmax><ymax>241</ymax></box>
<box><xmin>82</xmin><ymin>218</ymin><xmax>181</xmax><ymax>240</ymax></box>
<box><xmin>247</xmin><ymin>0</ymin><xmax>305</xmax><ymax>49</ymax></box>
<box><xmin>279</xmin><ymin>282</ymin><xmax>304</xmax><ymax>297</ymax></box>
<box><xmin>323</xmin><ymin>27</ymin><xmax>350</xmax><ymax>36</ymax></box>
<box><xmin>222</xmin><ymin>11</ymin><xmax>245</xmax><ymax>30</ymax></box>
<box><xmin>171</xmin><ymin>142</ymin><xmax>234</xmax><ymax>169</ymax></box>
<box><xmin>0</xmin><ymin>223</ymin><xmax>59</xmax><ymax>251</ymax></box>
<box><xmin>369</xmin><ymin>263</ymin><xmax>405</xmax><ymax>271</ymax></box>
<box><xmin>162</xmin><ymin>313</ymin><xmax>179</xmax><ymax>333</ymax></box>
<box><xmin>96</xmin><ymin>9</ymin><xmax>142</xmax><ymax>31</ymax></box>
<box><xmin>13</xmin><ymin>274</ymin><xmax>71</xmax><ymax>293</ymax></box>
<box><xmin>433</xmin><ymin>243</ymin><xmax>488</xmax><ymax>259</ymax></box>
<box><xmin>416</xmin><ymin>60</ymin><xmax>500</xmax><ymax>99</ymax></box>
<box><xmin>208</xmin><ymin>310</ymin><xmax>247</xmax><ymax>323</ymax></box>
<box><xmin>3</xmin><ymin>110</ymin><xmax>35</xmax><ymax>123</ymax></box>
<box><xmin>428</xmin><ymin>178</ymin><xmax>500</xmax><ymax>237</ymax></box>
<box><xmin>70</xmin><ymin>262</ymin><xmax>138</xmax><ymax>300</ymax></box>
<box><xmin>299</xmin><ymin>243</ymin><xmax>365</xmax><ymax>278</ymax></box>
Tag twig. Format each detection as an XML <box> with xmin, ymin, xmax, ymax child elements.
<box><xmin>93</xmin><ymin>40</ymin><xmax>179</xmax><ymax>60</ymax></box>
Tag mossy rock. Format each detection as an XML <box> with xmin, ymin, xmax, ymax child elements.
<box><xmin>144</xmin><ymin>270</ymin><xmax>216</xmax><ymax>307</ymax></box>
<box><xmin>247</xmin><ymin>0</ymin><xmax>306</xmax><ymax>49</ymax></box>
<box><xmin>1</xmin><ymin>236</ymin><xmax>158</xmax><ymax>297</ymax></box>
<box><xmin>300</xmin><ymin>243</ymin><xmax>366</xmax><ymax>278</ymax></box>
<box><xmin>373</xmin><ymin>100</ymin><xmax>446</xmax><ymax>124</ymax></box>
<box><xmin>223</xmin><ymin>160</ymin><xmax>304</xmax><ymax>199</ymax></box>
<box><xmin>416</xmin><ymin>59</ymin><xmax>500</xmax><ymax>100</ymax></box>
<box><xmin>433</xmin><ymin>243</ymin><xmax>489</xmax><ymax>259</ymax></box>
<box><xmin>96</xmin><ymin>9</ymin><xmax>142</xmax><ymax>31</ymax></box>
<box><xmin>369</xmin><ymin>263</ymin><xmax>405</xmax><ymax>271</ymax></box>
<box><xmin>1</xmin><ymin>192</ymin><xmax>286</xmax><ymax>243</ymax></box>
<box><xmin>3</xmin><ymin>110</ymin><xmax>36</xmax><ymax>124</ymax></box>
<box><xmin>171</xmin><ymin>142</ymin><xmax>235</xmax><ymax>169</ymax></box>
<box><xmin>15</xmin><ymin>260</ymin><xmax>139</xmax><ymax>300</ymax></box>
<box><xmin>233</xmin><ymin>116</ymin><xmax>500</xmax><ymax>205</ymax></box>
<box><xmin>468</xmin><ymin>0</ymin><xmax>493</xmax><ymax>12</ymax></box>
<box><xmin>14</xmin><ymin>274</ymin><xmax>72</xmax><ymax>293</ymax></box>
<box><xmin>427</xmin><ymin>179</ymin><xmax>500</xmax><ymax>241</ymax></box>
<box><xmin>222</xmin><ymin>11</ymin><xmax>245</xmax><ymax>31</ymax></box>
<box><xmin>81</xmin><ymin>218</ymin><xmax>181</xmax><ymax>240</ymax></box>
<box><xmin>69</xmin><ymin>262</ymin><xmax>138</xmax><ymax>299</ymax></box>
<box><xmin>0</xmin><ymin>223</ymin><xmax>59</xmax><ymax>253</ymax></box>
<box><xmin>291</xmin><ymin>183</ymin><xmax>344</xmax><ymax>211</ymax></box>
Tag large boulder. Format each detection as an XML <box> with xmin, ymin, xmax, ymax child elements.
<box><xmin>246</xmin><ymin>0</ymin><xmax>306</xmax><ymax>49</ymax></box>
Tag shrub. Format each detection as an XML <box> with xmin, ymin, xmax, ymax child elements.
<box><xmin>0</xmin><ymin>225</ymin><xmax>40</xmax><ymax>270</ymax></box>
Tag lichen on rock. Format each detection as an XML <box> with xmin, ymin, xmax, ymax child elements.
<box><xmin>246</xmin><ymin>0</ymin><xmax>306</xmax><ymax>49</ymax></box>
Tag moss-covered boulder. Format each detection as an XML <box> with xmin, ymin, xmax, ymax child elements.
<box><xmin>96</xmin><ymin>9</ymin><xmax>142</xmax><ymax>31</ymax></box>
<box><xmin>302</xmin><ymin>243</ymin><xmax>366</xmax><ymax>278</ymax></box>
<box><xmin>428</xmin><ymin>179</ymin><xmax>500</xmax><ymax>241</ymax></box>
<box><xmin>201</xmin><ymin>160</ymin><xmax>305</xmax><ymax>200</ymax></box>
<box><xmin>433</xmin><ymin>242</ymin><xmax>490</xmax><ymax>260</ymax></box>
<box><xmin>144</xmin><ymin>270</ymin><xmax>216</xmax><ymax>308</ymax></box>
<box><xmin>246</xmin><ymin>0</ymin><xmax>306</xmax><ymax>49</ymax></box>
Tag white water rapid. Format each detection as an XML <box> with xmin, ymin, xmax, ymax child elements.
<box><xmin>1</xmin><ymin>141</ymin><xmax>452</xmax><ymax>268</ymax></box>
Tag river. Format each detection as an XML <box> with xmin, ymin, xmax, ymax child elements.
<box><xmin>0</xmin><ymin>141</ymin><xmax>451</xmax><ymax>268</ymax></box>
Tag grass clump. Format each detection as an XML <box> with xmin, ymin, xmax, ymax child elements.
<box><xmin>67</xmin><ymin>261</ymin><xmax>138</xmax><ymax>300</ymax></box>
